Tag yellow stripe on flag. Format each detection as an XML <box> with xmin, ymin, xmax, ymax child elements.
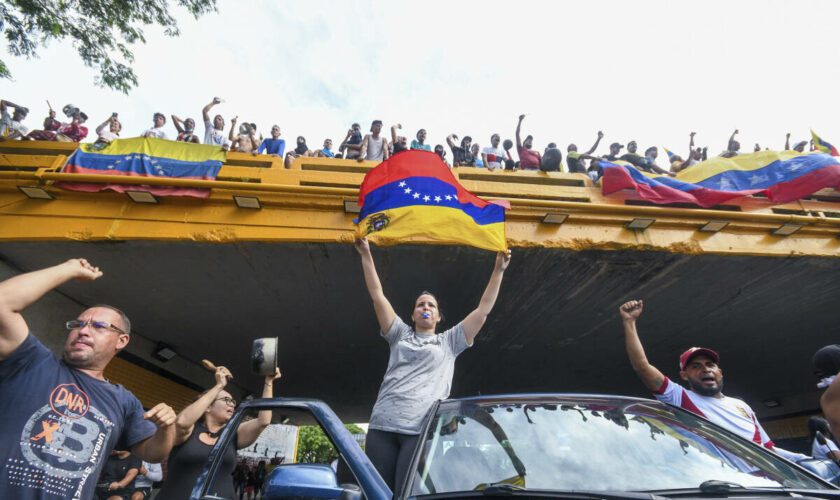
<box><xmin>357</xmin><ymin>205</ymin><xmax>507</xmax><ymax>252</ymax></box>
<box><xmin>80</xmin><ymin>137</ymin><xmax>227</xmax><ymax>162</ymax></box>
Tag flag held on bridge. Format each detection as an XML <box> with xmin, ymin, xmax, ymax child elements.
<box><xmin>601</xmin><ymin>150</ymin><xmax>840</xmax><ymax>207</ymax></box>
<box><xmin>355</xmin><ymin>150</ymin><xmax>508</xmax><ymax>251</ymax></box>
<box><xmin>59</xmin><ymin>137</ymin><xmax>226</xmax><ymax>198</ymax></box>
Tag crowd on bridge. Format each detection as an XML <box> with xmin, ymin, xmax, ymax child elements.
<box><xmin>2</xmin><ymin>250</ymin><xmax>840</xmax><ymax>499</ymax></box>
<box><xmin>0</xmin><ymin>97</ymin><xmax>820</xmax><ymax>180</ymax></box>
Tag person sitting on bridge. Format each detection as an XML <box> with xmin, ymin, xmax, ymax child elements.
<box><xmin>27</xmin><ymin>108</ymin><xmax>89</xmax><ymax>142</ymax></box>
<box><xmin>141</xmin><ymin>112</ymin><xmax>168</xmax><ymax>140</ymax></box>
<box><xmin>0</xmin><ymin>259</ymin><xmax>178</xmax><ymax>499</ymax></box>
<box><xmin>603</xmin><ymin>142</ymin><xmax>623</xmax><ymax>162</ymax></box>
<box><xmin>358</xmin><ymin>119</ymin><xmax>389</xmax><ymax>163</ymax></box>
<box><xmin>391</xmin><ymin>124</ymin><xmax>409</xmax><ymax>155</ymax></box>
<box><xmin>0</xmin><ymin>98</ymin><xmax>29</xmax><ymax>140</ymax></box>
<box><xmin>340</xmin><ymin>123</ymin><xmax>363</xmax><ymax>160</ymax></box>
<box><xmin>785</xmin><ymin>133</ymin><xmax>808</xmax><ymax>153</ymax></box>
<box><xmin>433</xmin><ymin>144</ymin><xmax>450</xmax><ymax>167</ymax></box>
<box><xmin>566</xmin><ymin>131</ymin><xmax>603</xmax><ymax>174</ymax></box>
<box><xmin>515</xmin><ymin>114</ymin><xmax>541</xmax><ymax>170</ymax></box>
<box><xmin>202</xmin><ymin>97</ymin><xmax>231</xmax><ymax>150</ymax></box>
<box><xmin>411</xmin><ymin>128</ymin><xmax>431</xmax><ymax>151</ymax></box>
<box><xmin>354</xmin><ymin>237</ymin><xmax>511</xmax><ymax>493</ymax></box>
<box><xmin>284</xmin><ymin>135</ymin><xmax>311</xmax><ymax>168</ymax></box>
<box><xmin>480</xmin><ymin>134</ymin><xmax>505</xmax><ymax>171</ymax></box>
<box><xmin>720</xmin><ymin>129</ymin><xmax>740</xmax><ymax>158</ymax></box>
<box><xmin>619</xmin><ymin>299</ymin><xmax>807</xmax><ymax>462</ymax></box>
<box><xmin>314</xmin><ymin>138</ymin><xmax>336</xmax><ymax>158</ymax></box>
<box><xmin>90</xmin><ymin>114</ymin><xmax>122</xmax><ymax>151</ymax></box>
<box><xmin>447</xmin><ymin>133</ymin><xmax>475</xmax><ymax>167</ymax></box>
<box><xmin>472</xmin><ymin>143</ymin><xmax>484</xmax><ymax>167</ymax></box>
<box><xmin>156</xmin><ymin>363</ymin><xmax>281</xmax><ymax>499</ymax></box>
<box><xmin>255</xmin><ymin>125</ymin><xmax>286</xmax><ymax>157</ymax></box>
<box><xmin>171</xmin><ymin>115</ymin><xmax>200</xmax><ymax>144</ymax></box>
<box><xmin>229</xmin><ymin>116</ymin><xmax>259</xmax><ymax>153</ymax></box>
<box><xmin>642</xmin><ymin>146</ymin><xmax>675</xmax><ymax>177</ymax></box>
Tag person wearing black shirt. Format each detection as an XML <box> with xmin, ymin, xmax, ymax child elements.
<box><xmin>96</xmin><ymin>450</ymin><xmax>141</xmax><ymax>500</ymax></box>
<box><xmin>446</xmin><ymin>133</ymin><xmax>475</xmax><ymax>166</ymax></box>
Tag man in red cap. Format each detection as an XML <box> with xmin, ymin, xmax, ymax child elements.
<box><xmin>619</xmin><ymin>299</ymin><xmax>807</xmax><ymax>462</ymax></box>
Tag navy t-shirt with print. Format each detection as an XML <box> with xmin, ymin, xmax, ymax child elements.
<box><xmin>0</xmin><ymin>334</ymin><xmax>156</xmax><ymax>499</ymax></box>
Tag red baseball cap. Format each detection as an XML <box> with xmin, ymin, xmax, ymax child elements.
<box><xmin>679</xmin><ymin>347</ymin><xmax>720</xmax><ymax>371</ymax></box>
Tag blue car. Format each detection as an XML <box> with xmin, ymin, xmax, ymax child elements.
<box><xmin>191</xmin><ymin>394</ymin><xmax>840</xmax><ymax>500</ymax></box>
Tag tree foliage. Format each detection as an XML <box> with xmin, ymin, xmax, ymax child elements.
<box><xmin>0</xmin><ymin>0</ymin><xmax>217</xmax><ymax>93</ymax></box>
<box><xmin>296</xmin><ymin>424</ymin><xmax>366</xmax><ymax>464</ymax></box>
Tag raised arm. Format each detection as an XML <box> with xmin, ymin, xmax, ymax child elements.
<box><xmin>462</xmin><ymin>250</ymin><xmax>511</xmax><ymax>344</ymax></box>
<box><xmin>785</xmin><ymin>132</ymin><xmax>791</xmax><ymax>151</ymax></box>
<box><xmin>585</xmin><ymin>131</ymin><xmax>604</xmax><ymax>155</ymax></box>
<box><xmin>95</xmin><ymin>117</ymin><xmax>111</xmax><ymax>136</ymax></box>
<box><xmin>688</xmin><ymin>132</ymin><xmax>696</xmax><ymax>158</ymax></box>
<box><xmin>171</xmin><ymin>115</ymin><xmax>185</xmax><ymax>134</ymax></box>
<box><xmin>237</xmin><ymin>368</ymin><xmax>281</xmax><ymax>449</ymax></box>
<box><xmin>229</xmin><ymin>116</ymin><xmax>238</xmax><ymax>142</ymax></box>
<box><xmin>728</xmin><ymin>129</ymin><xmax>738</xmax><ymax>150</ymax></box>
<box><xmin>446</xmin><ymin>133</ymin><xmax>458</xmax><ymax>149</ymax></box>
<box><xmin>515</xmin><ymin>115</ymin><xmax>525</xmax><ymax>149</ymax></box>
<box><xmin>0</xmin><ymin>259</ymin><xmax>102</xmax><ymax>359</ymax></box>
<box><xmin>619</xmin><ymin>300</ymin><xmax>666</xmax><ymax>392</ymax></box>
<box><xmin>391</xmin><ymin>124</ymin><xmax>401</xmax><ymax>145</ymax></box>
<box><xmin>172</xmin><ymin>365</ymin><xmax>232</xmax><ymax>445</ymax></box>
<box><xmin>354</xmin><ymin>238</ymin><xmax>397</xmax><ymax>332</ymax></box>
<box><xmin>202</xmin><ymin>98</ymin><xmax>219</xmax><ymax>123</ymax></box>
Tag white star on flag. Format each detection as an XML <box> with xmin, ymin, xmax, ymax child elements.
<box><xmin>413</xmin><ymin>192</ymin><xmax>420</xmax><ymax>199</ymax></box>
<box><xmin>445</xmin><ymin>195</ymin><xmax>452</xmax><ymax>200</ymax></box>
<box><xmin>398</xmin><ymin>181</ymin><xmax>406</xmax><ymax>187</ymax></box>
<box><xmin>434</xmin><ymin>196</ymin><xmax>441</xmax><ymax>202</ymax></box>
<box><xmin>404</xmin><ymin>188</ymin><xmax>412</xmax><ymax>194</ymax></box>
<box><xmin>423</xmin><ymin>195</ymin><xmax>430</xmax><ymax>202</ymax></box>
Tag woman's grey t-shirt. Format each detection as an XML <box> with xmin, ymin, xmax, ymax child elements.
<box><xmin>368</xmin><ymin>316</ymin><xmax>471</xmax><ymax>434</ymax></box>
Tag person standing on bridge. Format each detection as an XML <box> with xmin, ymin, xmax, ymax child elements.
<box><xmin>0</xmin><ymin>258</ymin><xmax>178</xmax><ymax>499</ymax></box>
<box><xmin>355</xmin><ymin>238</ymin><xmax>511</xmax><ymax>493</ymax></box>
<box><xmin>619</xmin><ymin>299</ymin><xmax>807</xmax><ymax>462</ymax></box>
<box><xmin>155</xmin><ymin>363</ymin><xmax>281</xmax><ymax>499</ymax></box>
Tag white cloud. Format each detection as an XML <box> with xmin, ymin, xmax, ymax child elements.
<box><xmin>4</xmin><ymin>0</ymin><xmax>840</xmax><ymax>157</ymax></box>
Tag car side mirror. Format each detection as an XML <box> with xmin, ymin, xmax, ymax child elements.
<box><xmin>264</xmin><ymin>463</ymin><xmax>357</xmax><ymax>500</ymax></box>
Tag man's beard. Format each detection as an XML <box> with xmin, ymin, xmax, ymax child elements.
<box><xmin>688</xmin><ymin>378</ymin><xmax>723</xmax><ymax>397</ymax></box>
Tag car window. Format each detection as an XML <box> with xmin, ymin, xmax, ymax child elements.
<box><xmin>410</xmin><ymin>399</ymin><xmax>827</xmax><ymax>496</ymax></box>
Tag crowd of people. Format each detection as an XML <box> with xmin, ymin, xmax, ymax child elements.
<box><xmin>0</xmin><ymin>98</ymin><xmax>819</xmax><ymax>180</ymax></box>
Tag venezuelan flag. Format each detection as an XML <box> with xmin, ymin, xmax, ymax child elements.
<box><xmin>59</xmin><ymin>137</ymin><xmax>225</xmax><ymax>198</ymax></box>
<box><xmin>811</xmin><ymin>129</ymin><xmax>838</xmax><ymax>156</ymax></box>
<box><xmin>355</xmin><ymin>150</ymin><xmax>507</xmax><ymax>251</ymax></box>
<box><xmin>663</xmin><ymin>147</ymin><xmax>676</xmax><ymax>161</ymax></box>
<box><xmin>602</xmin><ymin>150</ymin><xmax>840</xmax><ymax>207</ymax></box>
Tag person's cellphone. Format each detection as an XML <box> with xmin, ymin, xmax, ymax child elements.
<box><xmin>111</xmin><ymin>112</ymin><xmax>118</xmax><ymax>118</ymax></box>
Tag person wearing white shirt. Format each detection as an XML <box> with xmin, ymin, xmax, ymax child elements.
<box><xmin>142</xmin><ymin>113</ymin><xmax>168</xmax><ymax>140</ymax></box>
<box><xmin>619</xmin><ymin>299</ymin><xmax>808</xmax><ymax>463</ymax></box>
<box><xmin>809</xmin><ymin>417</ymin><xmax>840</xmax><ymax>462</ymax></box>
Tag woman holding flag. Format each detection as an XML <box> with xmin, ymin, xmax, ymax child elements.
<box><xmin>354</xmin><ymin>237</ymin><xmax>511</xmax><ymax>493</ymax></box>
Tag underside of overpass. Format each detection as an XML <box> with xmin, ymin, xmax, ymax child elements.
<box><xmin>2</xmin><ymin>142</ymin><xmax>840</xmax><ymax>443</ymax></box>
<box><xmin>1</xmin><ymin>241</ymin><xmax>836</xmax><ymax>424</ymax></box>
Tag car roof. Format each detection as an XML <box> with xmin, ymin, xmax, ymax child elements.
<box><xmin>438</xmin><ymin>393</ymin><xmax>664</xmax><ymax>408</ymax></box>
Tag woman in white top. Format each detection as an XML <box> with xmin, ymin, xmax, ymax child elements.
<box><xmin>91</xmin><ymin>114</ymin><xmax>121</xmax><ymax>150</ymax></box>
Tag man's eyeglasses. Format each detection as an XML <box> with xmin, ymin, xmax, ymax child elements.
<box><xmin>214</xmin><ymin>397</ymin><xmax>237</xmax><ymax>407</ymax></box>
<box><xmin>66</xmin><ymin>319</ymin><xmax>127</xmax><ymax>335</ymax></box>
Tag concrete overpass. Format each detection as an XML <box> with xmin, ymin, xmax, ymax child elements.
<box><xmin>1</xmin><ymin>141</ymin><xmax>839</xmax><ymax>443</ymax></box>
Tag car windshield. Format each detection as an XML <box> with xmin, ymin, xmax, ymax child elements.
<box><xmin>409</xmin><ymin>398</ymin><xmax>827</xmax><ymax>496</ymax></box>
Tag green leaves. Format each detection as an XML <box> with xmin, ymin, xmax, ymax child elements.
<box><xmin>0</xmin><ymin>0</ymin><xmax>217</xmax><ymax>93</ymax></box>
<box><xmin>295</xmin><ymin>424</ymin><xmax>366</xmax><ymax>464</ymax></box>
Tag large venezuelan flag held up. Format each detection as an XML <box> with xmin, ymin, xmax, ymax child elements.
<box><xmin>601</xmin><ymin>150</ymin><xmax>840</xmax><ymax>207</ymax></box>
<box><xmin>60</xmin><ymin>137</ymin><xmax>225</xmax><ymax>198</ymax></box>
<box><xmin>355</xmin><ymin>150</ymin><xmax>507</xmax><ymax>251</ymax></box>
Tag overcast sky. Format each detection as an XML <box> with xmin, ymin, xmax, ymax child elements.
<box><xmin>5</xmin><ymin>0</ymin><xmax>840</xmax><ymax>157</ymax></box>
